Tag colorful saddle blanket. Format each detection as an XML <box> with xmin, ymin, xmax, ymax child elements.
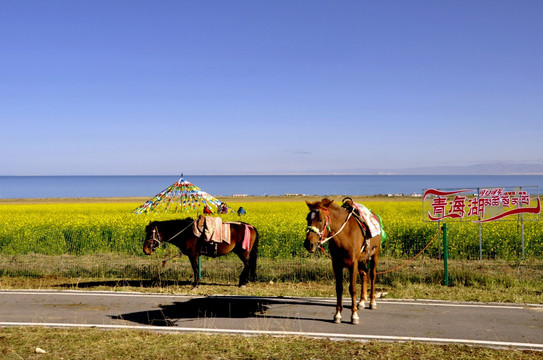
<box><xmin>353</xmin><ymin>203</ymin><xmax>386</xmax><ymax>241</ymax></box>
<box><xmin>193</xmin><ymin>216</ymin><xmax>253</xmax><ymax>251</ymax></box>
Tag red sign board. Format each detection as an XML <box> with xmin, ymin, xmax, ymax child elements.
<box><xmin>423</xmin><ymin>187</ymin><xmax>541</xmax><ymax>223</ymax></box>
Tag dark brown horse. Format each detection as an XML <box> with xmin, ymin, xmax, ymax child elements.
<box><xmin>304</xmin><ymin>198</ymin><xmax>382</xmax><ymax>324</ymax></box>
<box><xmin>143</xmin><ymin>217</ymin><xmax>259</xmax><ymax>287</ymax></box>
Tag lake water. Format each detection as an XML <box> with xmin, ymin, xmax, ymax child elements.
<box><xmin>1</xmin><ymin>175</ymin><xmax>542</xmax><ymax>199</ymax></box>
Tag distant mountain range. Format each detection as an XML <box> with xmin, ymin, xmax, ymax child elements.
<box><xmin>391</xmin><ymin>162</ymin><xmax>543</xmax><ymax>175</ymax></box>
<box><xmin>306</xmin><ymin>162</ymin><xmax>543</xmax><ymax>175</ymax></box>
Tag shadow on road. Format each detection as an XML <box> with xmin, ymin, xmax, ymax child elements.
<box><xmin>110</xmin><ymin>296</ymin><xmax>336</xmax><ymax>326</ymax></box>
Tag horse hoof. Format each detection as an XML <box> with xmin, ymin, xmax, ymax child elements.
<box><xmin>358</xmin><ymin>301</ymin><xmax>366</xmax><ymax>309</ymax></box>
<box><xmin>333</xmin><ymin>314</ymin><xmax>342</xmax><ymax>324</ymax></box>
<box><xmin>370</xmin><ymin>301</ymin><xmax>377</xmax><ymax>310</ymax></box>
<box><xmin>351</xmin><ymin>313</ymin><xmax>360</xmax><ymax>325</ymax></box>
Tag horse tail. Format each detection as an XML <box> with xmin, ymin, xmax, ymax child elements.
<box><xmin>248</xmin><ymin>226</ymin><xmax>259</xmax><ymax>281</ymax></box>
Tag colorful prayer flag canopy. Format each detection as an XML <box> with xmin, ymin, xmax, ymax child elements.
<box><xmin>134</xmin><ymin>177</ymin><xmax>227</xmax><ymax>214</ymax></box>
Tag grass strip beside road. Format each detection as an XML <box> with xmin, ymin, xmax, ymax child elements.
<box><xmin>1</xmin><ymin>327</ymin><xmax>542</xmax><ymax>360</ymax></box>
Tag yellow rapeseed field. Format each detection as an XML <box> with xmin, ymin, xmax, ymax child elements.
<box><xmin>0</xmin><ymin>199</ymin><xmax>541</xmax><ymax>259</ymax></box>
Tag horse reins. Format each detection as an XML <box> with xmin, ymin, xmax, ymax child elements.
<box><xmin>376</xmin><ymin>226</ymin><xmax>441</xmax><ymax>275</ymax></box>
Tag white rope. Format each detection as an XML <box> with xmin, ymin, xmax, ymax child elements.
<box><xmin>319</xmin><ymin>210</ymin><xmax>354</xmax><ymax>246</ymax></box>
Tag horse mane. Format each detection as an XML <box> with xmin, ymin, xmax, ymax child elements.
<box><xmin>145</xmin><ymin>217</ymin><xmax>194</xmax><ymax>232</ymax></box>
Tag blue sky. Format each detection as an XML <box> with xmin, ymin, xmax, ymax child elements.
<box><xmin>1</xmin><ymin>1</ymin><xmax>542</xmax><ymax>175</ymax></box>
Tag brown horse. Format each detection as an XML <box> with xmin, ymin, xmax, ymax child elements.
<box><xmin>143</xmin><ymin>217</ymin><xmax>259</xmax><ymax>287</ymax></box>
<box><xmin>304</xmin><ymin>198</ymin><xmax>382</xmax><ymax>324</ymax></box>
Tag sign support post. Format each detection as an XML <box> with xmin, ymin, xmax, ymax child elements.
<box><xmin>437</xmin><ymin>221</ymin><xmax>442</xmax><ymax>260</ymax></box>
<box><xmin>521</xmin><ymin>213</ymin><xmax>525</xmax><ymax>260</ymax></box>
<box><xmin>442</xmin><ymin>223</ymin><xmax>449</xmax><ymax>286</ymax></box>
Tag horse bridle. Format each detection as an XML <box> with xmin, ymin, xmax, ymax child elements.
<box><xmin>146</xmin><ymin>220</ymin><xmax>196</xmax><ymax>250</ymax></box>
<box><xmin>306</xmin><ymin>207</ymin><xmax>331</xmax><ymax>241</ymax></box>
<box><xmin>147</xmin><ymin>226</ymin><xmax>163</xmax><ymax>250</ymax></box>
<box><xmin>306</xmin><ymin>207</ymin><xmax>354</xmax><ymax>246</ymax></box>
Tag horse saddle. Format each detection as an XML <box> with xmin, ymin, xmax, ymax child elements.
<box><xmin>342</xmin><ymin>198</ymin><xmax>371</xmax><ymax>237</ymax></box>
<box><xmin>342</xmin><ymin>198</ymin><xmax>378</xmax><ymax>260</ymax></box>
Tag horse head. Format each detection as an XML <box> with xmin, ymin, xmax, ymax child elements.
<box><xmin>143</xmin><ymin>221</ymin><xmax>162</xmax><ymax>255</ymax></box>
<box><xmin>304</xmin><ymin>198</ymin><xmax>334</xmax><ymax>253</ymax></box>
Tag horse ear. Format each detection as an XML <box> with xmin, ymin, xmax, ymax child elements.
<box><xmin>306</xmin><ymin>200</ymin><xmax>319</xmax><ymax>209</ymax></box>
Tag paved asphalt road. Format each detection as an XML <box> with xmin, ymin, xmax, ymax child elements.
<box><xmin>1</xmin><ymin>290</ymin><xmax>542</xmax><ymax>350</ymax></box>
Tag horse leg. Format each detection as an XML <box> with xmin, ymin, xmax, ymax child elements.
<box><xmin>236</xmin><ymin>251</ymin><xmax>250</xmax><ymax>287</ymax></box>
<box><xmin>248</xmin><ymin>233</ymin><xmax>259</xmax><ymax>282</ymax></box>
<box><xmin>332</xmin><ymin>261</ymin><xmax>344</xmax><ymax>324</ymax></box>
<box><xmin>369</xmin><ymin>253</ymin><xmax>379</xmax><ymax>310</ymax></box>
<box><xmin>188</xmin><ymin>255</ymin><xmax>200</xmax><ymax>288</ymax></box>
<box><xmin>349</xmin><ymin>263</ymin><xmax>359</xmax><ymax>325</ymax></box>
<box><xmin>238</xmin><ymin>260</ymin><xmax>250</xmax><ymax>287</ymax></box>
<box><xmin>358</xmin><ymin>264</ymin><xmax>368</xmax><ymax>310</ymax></box>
